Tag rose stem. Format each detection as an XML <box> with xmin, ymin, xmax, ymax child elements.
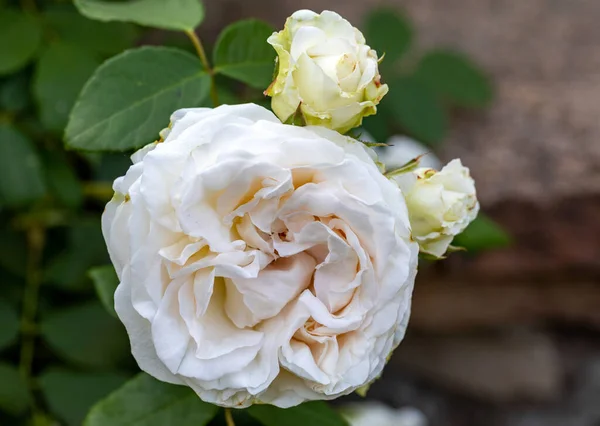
<box><xmin>19</xmin><ymin>225</ymin><xmax>46</xmax><ymax>413</ymax></box>
<box><xmin>224</xmin><ymin>408</ymin><xmax>236</xmax><ymax>426</ymax></box>
<box><xmin>185</xmin><ymin>29</ymin><xmax>220</xmax><ymax>107</ymax></box>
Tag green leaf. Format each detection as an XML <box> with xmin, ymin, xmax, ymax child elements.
<box><xmin>364</xmin><ymin>8</ymin><xmax>412</xmax><ymax>66</ymax></box>
<box><xmin>0</xmin><ymin>73</ymin><xmax>30</xmax><ymax>112</ymax></box>
<box><xmin>92</xmin><ymin>153</ymin><xmax>132</xmax><ymax>182</ymax></box>
<box><xmin>0</xmin><ymin>299</ymin><xmax>19</xmax><ymax>351</ymax></box>
<box><xmin>199</xmin><ymin>82</ymin><xmax>240</xmax><ymax>107</ymax></box>
<box><xmin>0</xmin><ymin>271</ymin><xmax>25</xmax><ymax>311</ymax></box>
<box><xmin>85</xmin><ymin>373</ymin><xmax>219</xmax><ymax>426</ymax></box>
<box><xmin>40</xmin><ymin>301</ymin><xmax>130</xmax><ymax>368</ymax></box>
<box><xmin>415</xmin><ymin>50</ymin><xmax>494</xmax><ymax>108</ymax></box>
<box><xmin>453</xmin><ymin>213</ymin><xmax>512</xmax><ymax>252</ymax></box>
<box><xmin>44</xmin><ymin>151</ymin><xmax>84</xmax><ymax>209</ymax></box>
<box><xmin>39</xmin><ymin>368</ymin><xmax>129</xmax><ymax>426</ymax></box>
<box><xmin>248</xmin><ymin>401</ymin><xmax>349</xmax><ymax>426</ymax></box>
<box><xmin>388</xmin><ymin>76</ymin><xmax>447</xmax><ymax>146</ymax></box>
<box><xmin>65</xmin><ymin>46</ymin><xmax>210</xmax><ymax>151</ymax></box>
<box><xmin>44</xmin><ymin>7</ymin><xmax>138</xmax><ymax>57</ymax></box>
<box><xmin>213</xmin><ymin>19</ymin><xmax>276</xmax><ymax>89</ymax></box>
<box><xmin>0</xmin><ymin>124</ymin><xmax>46</xmax><ymax>207</ymax></box>
<box><xmin>74</xmin><ymin>0</ymin><xmax>204</xmax><ymax>32</ymax></box>
<box><xmin>34</xmin><ymin>42</ymin><xmax>100</xmax><ymax>132</ymax></box>
<box><xmin>0</xmin><ymin>363</ymin><xmax>30</xmax><ymax>416</ymax></box>
<box><xmin>0</xmin><ymin>10</ymin><xmax>42</xmax><ymax>75</ymax></box>
<box><xmin>45</xmin><ymin>218</ymin><xmax>109</xmax><ymax>291</ymax></box>
<box><xmin>89</xmin><ymin>265</ymin><xmax>119</xmax><ymax>318</ymax></box>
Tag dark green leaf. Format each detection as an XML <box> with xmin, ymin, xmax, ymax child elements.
<box><xmin>0</xmin><ymin>363</ymin><xmax>30</xmax><ymax>416</ymax></box>
<box><xmin>0</xmin><ymin>299</ymin><xmax>19</xmax><ymax>351</ymax></box>
<box><xmin>0</xmin><ymin>270</ymin><xmax>25</xmax><ymax>310</ymax></box>
<box><xmin>39</xmin><ymin>368</ymin><xmax>129</xmax><ymax>426</ymax></box>
<box><xmin>415</xmin><ymin>50</ymin><xmax>494</xmax><ymax>108</ymax></box>
<box><xmin>34</xmin><ymin>42</ymin><xmax>100</xmax><ymax>133</ymax></box>
<box><xmin>44</xmin><ymin>7</ymin><xmax>137</xmax><ymax>57</ymax></box>
<box><xmin>40</xmin><ymin>301</ymin><xmax>130</xmax><ymax>368</ymax></box>
<box><xmin>225</xmin><ymin>410</ymin><xmax>257</xmax><ymax>426</ymax></box>
<box><xmin>388</xmin><ymin>76</ymin><xmax>447</xmax><ymax>146</ymax></box>
<box><xmin>364</xmin><ymin>8</ymin><xmax>412</xmax><ymax>66</ymax></box>
<box><xmin>199</xmin><ymin>82</ymin><xmax>240</xmax><ymax>107</ymax></box>
<box><xmin>92</xmin><ymin>153</ymin><xmax>132</xmax><ymax>182</ymax></box>
<box><xmin>453</xmin><ymin>213</ymin><xmax>512</xmax><ymax>252</ymax></box>
<box><xmin>65</xmin><ymin>46</ymin><xmax>210</xmax><ymax>151</ymax></box>
<box><xmin>74</xmin><ymin>0</ymin><xmax>204</xmax><ymax>32</ymax></box>
<box><xmin>0</xmin><ymin>124</ymin><xmax>46</xmax><ymax>206</ymax></box>
<box><xmin>85</xmin><ymin>373</ymin><xmax>219</xmax><ymax>426</ymax></box>
<box><xmin>45</xmin><ymin>218</ymin><xmax>108</xmax><ymax>291</ymax></box>
<box><xmin>89</xmin><ymin>265</ymin><xmax>119</xmax><ymax>318</ymax></box>
<box><xmin>0</xmin><ymin>10</ymin><xmax>42</xmax><ymax>75</ymax></box>
<box><xmin>213</xmin><ymin>20</ymin><xmax>276</xmax><ymax>89</ymax></box>
<box><xmin>248</xmin><ymin>401</ymin><xmax>349</xmax><ymax>426</ymax></box>
<box><xmin>0</xmin><ymin>73</ymin><xmax>30</xmax><ymax>112</ymax></box>
<box><xmin>44</xmin><ymin>151</ymin><xmax>84</xmax><ymax>209</ymax></box>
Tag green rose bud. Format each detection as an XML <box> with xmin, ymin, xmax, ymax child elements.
<box><xmin>266</xmin><ymin>10</ymin><xmax>388</xmax><ymax>134</ymax></box>
<box><xmin>396</xmin><ymin>159</ymin><xmax>480</xmax><ymax>257</ymax></box>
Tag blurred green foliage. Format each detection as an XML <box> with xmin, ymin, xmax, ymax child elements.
<box><xmin>0</xmin><ymin>1</ymin><xmax>509</xmax><ymax>425</ymax></box>
<box><xmin>361</xmin><ymin>7</ymin><xmax>494</xmax><ymax>146</ymax></box>
<box><xmin>0</xmin><ymin>1</ymin><xmax>143</xmax><ymax>424</ymax></box>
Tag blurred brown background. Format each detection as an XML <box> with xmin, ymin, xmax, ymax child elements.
<box><xmin>206</xmin><ymin>1</ymin><xmax>600</xmax><ymax>425</ymax></box>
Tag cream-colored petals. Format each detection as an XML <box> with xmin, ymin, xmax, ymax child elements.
<box><xmin>342</xmin><ymin>402</ymin><xmax>428</xmax><ymax>426</ymax></box>
<box><xmin>399</xmin><ymin>159</ymin><xmax>479</xmax><ymax>257</ymax></box>
<box><xmin>266</xmin><ymin>9</ymin><xmax>387</xmax><ymax>133</ymax></box>
<box><xmin>225</xmin><ymin>253</ymin><xmax>316</xmax><ymax>328</ymax></box>
<box><xmin>104</xmin><ymin>103</ymin><xmax>417</xmax><ymax>407</ymax></box>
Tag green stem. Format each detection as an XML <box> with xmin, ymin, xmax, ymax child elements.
<box><xmin>224</xmin><ymin>408</ymin><xmax>236</xmax><ymax>426</ymax></box>
<box><xmin>19</xmin><ymin>226</ymin><xmax>46</xmax><ymax>412</ymax></box>
<box><xmin>185</xmin><ymin>29</ymin><xmax>219</xmax><ymax>107</ymax></box>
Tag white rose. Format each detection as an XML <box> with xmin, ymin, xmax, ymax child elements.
<box><xmin>342</xmin><ymin>403</ymin><xmax>428</xmax><ymax>426</ymax></box>
<box><xmin>103</xmin><ymin>104</ymin><xmax>418</xmax><ymax>408</ymax></box>
<box><xmin>266</xmin><ymin>10</ymin><xmax>388</xmax><ymax>134</ymax></box>
<box><xmin>397</xmin><ymin>159</ymin><xmax>479</xmax><ymax>257</ymax></box>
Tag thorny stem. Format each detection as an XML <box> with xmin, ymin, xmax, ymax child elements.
<box><xmin>19</xmin><ymin>226</ymin><xmax>46</xmax><ymax>412</ymax></box>
<box><xmin>224</xmin><ymin>408</ymin><xmax>236</xmax><ymax>426</ymax></box>
<box><xmin>185</xmin><ymin>29</ymin><xmax>220</xmax><ymax>107</ymax></box>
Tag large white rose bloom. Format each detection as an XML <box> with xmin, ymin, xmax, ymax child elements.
<box><xmin>342</xmin><ymin>403</ymin><xmax>428</xmax><ymax>426</ymax></box>
<box><xmin>266</xmin><ymin>10</ymin><xmax>388</xmax><ymax>134</ymax></box>
<box><xmin>396</xmin><ymin>160</ymin><xmax>479</xmax><ymax>257</ymax></box>
<box><xmin>103</xmin><ymin>104</ymin><xmax>418</xmax><ymax>408</ymax></box>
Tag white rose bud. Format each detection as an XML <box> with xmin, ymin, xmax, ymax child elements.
<box><xmin>266</xmin><ymin>10</ymin><xmax>388</xmax><ymax>134</ymax></box>
<box><xmin>397</xmin><ymin>159</ymin><xmax>479</xmax><ymax>257</ymax></box>
<box><xmin>103</xmin><ymin>104</ymin><xmax>418</xmax><ymax>408</ymax></box>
